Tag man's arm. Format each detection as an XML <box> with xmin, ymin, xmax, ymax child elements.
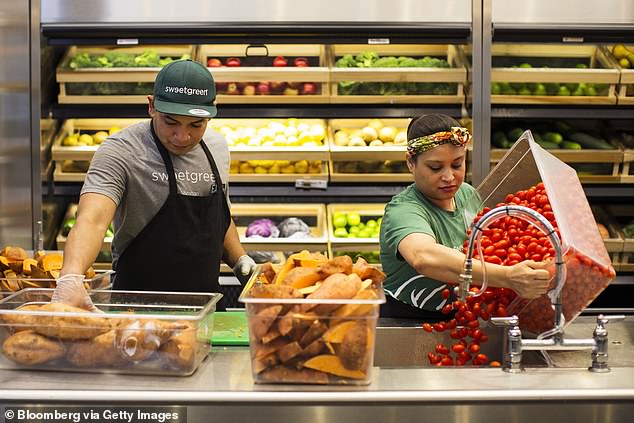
<box><xmin>61</xmin><ymin>192</ymin><xmax>117</xmax><ymax>276</ymax></box>
<box><xmin>222</xmin><ymin>219</ymin><xmax>246</xmax><ymax>268</ymax></box>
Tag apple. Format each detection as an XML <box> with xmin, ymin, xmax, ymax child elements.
<box><xmin>283</xmin><ymin>87</ymin><xmax>299</xmax><ymax>95</ymax></box>
<box><xmin>225</xmin><ymin>57</ymin><xmax>241</xmax><ymax>67</ymax></box>
<box><xmin>257</xmin><ymin>81</ymin><xmax>270</xmax><ymax>95</ymax></box>
<box><xmin>269</xmin><ymin>81</ymin><xmax>287</xmax><ymax>94</ymax></box>
<box><xmin>226</xmin><ymin>82</ymin><xmax>240</xmax><ymax>95</ymax></box>
<box><xmin>207</xmin><ymin>58</ymin><xmax>222</xmax><ymax>67</ymax></box>
<box><xmin>273</xmin><ymin>55</ymin><xmax>288</xmax><ymax>67</ymax></box>
<box><xmin>242</xmin><ymin>84</ymin><xmax>256</xmax><ymax>95</ymax></box>
<box><xmin>294</xmin><ymin>57</ymin><xmax>309</xmax><ymax>67</ymax></box>
<box><xmin>301</xmin><ymin>82</ymin><xmax>317</xmax><ymax>95</ymax></box>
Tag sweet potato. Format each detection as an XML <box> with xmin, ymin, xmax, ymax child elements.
<box><xmin>0</xmin><ymin>256</ymin><xmax>10</xmax><ymax>271</ymax></box>
<box><xmin>259</xmin><ymin>262</ymin><xmax>277</xmax><ymax>284</ymax></box>
<box><xmin>258</xmin><ymin>365</ymin><xmax>329</xmax><ymax>384</ymax></box>
<box><xmin>38</xmin><ymin>253</ymin><xmax>63</xmax><ymax>273</ymax></box>
<box><xmin>277</xmin><ymin>309</ymin><xmax>316</xmax><ymax>337</ymax></box>
<box><xmin>0</xmin><ymin>304</ymin><xmax>43</xmax><ymax>332</ymax></box>
<box><xmin>317</xmin><ymin>256</ymin><xmax>353</xmax><ymax>279</ymax></box>
<box><xmin>352</xmin><ymin>257</ymin><xmax>385</xmax><ymax>285</ymax></box>
<box><xmin>22</xmin><ymin>258</ymin><xmax>38</xmax><ymax>276</ymax></box>
<box><xmin>331</xmin><ymin>288</ymin><xmax>379</xmax><ymax>322</ymax></box>
<box><xmin>2</xmin><ymin>330</ymin><xmax>65</xmax><ymax>365</ymax></box>
<box><xmin>159</xmin><ymin>327</ymin><xmax>198</xmax><ymax>370</ymax></box>
<box><xmin>250</xmin><ymin>305</ymin><xmax>283</xmax><ymax>339</ymax></box>
<box><xmin>1</xmin><ymin>246</ymin><xmax>27</xmax><ymax>261</ymax></box>
<box><xmin>248</xmin><ymin>283</ymin><xmax>303</xmax><ymax>300</ymax></box>
<box><xmin>34</xmin><ymin>303</ymin><xmax>110</xmax><ymax>340</ymax></box>
<box><xmin>299</xmin><ymin>320</ymin><xmax>328</xmax><ymax>347</ymax></box>
<box><xmin>301</xmin><ymin>339</ymin><xmax>326</xmax><ymax>357</ymax></box>
<box><xmin>339</xmin><ymin>321</ymin><xmax>369</xmax><ymax>370</ymax></box>
<box><xmin>302</xmin><ymin>273</ymin><xmax>362</xmax><ymax>313</ymax></box>
<box><xmin>276</xmin><ymin>341</ymin><xmax>303</xmax><ymax>363</ymax></box>
<box><xmin>279</xmin><ymin>266</ymin><xmax>322</xmax><ymax>289</ymax></box>
<box><xmin>66</xmin><ymin>330</ymin><xmax>127</xmax><ymax>368</ymax></box>
<box><xmin>322</xmin><ymin>321</ymin><xmax>357</xmax><ymax>343</ymax></box>
<box><xmin>292</xmin><ymin>252</ymin><xmax>328</xmax><ymax>268</ymax></box>
<box><xmin>254</xmin><ymin>336</ymin><xmax>288</xmax><ymax>359</ymax></box>
<box><xmin>261</xmin><ymin>327</ymin><xmax>282</xmax><ymax>344</ymax></box>
<box><xmin>253</xmin><ymin>353</ymin><xmax>280</xmax><ymax>374</ymax></box>
<box><xmin>303</xmin><ymin>354</ymin><xmax>366</xmax><ymax>380</ymax></box>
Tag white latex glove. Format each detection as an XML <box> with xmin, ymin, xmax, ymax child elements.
<box><xmin>232</xmin><ymin>254</ymin><xmax>257</xmax><ymax>285</ymax></box>
<box><xmin>52</xmin><ymin>273</ymin><xmax>101</xmax><ymax>312</ymax></box>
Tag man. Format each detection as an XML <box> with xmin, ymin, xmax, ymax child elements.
<box><xmin>53</xmin><ymin>59</ymin><xmax>256</xmax><ymax>311</ymax></box>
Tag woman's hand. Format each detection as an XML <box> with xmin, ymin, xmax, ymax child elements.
<box><xmin>504</xmin><ymin>260</ymin><xmax>552</xmax><ymax>299</ymax></box>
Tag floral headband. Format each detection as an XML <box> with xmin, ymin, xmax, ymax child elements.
<box><xmin>406</xmin><ymin>127</ymin><xmax>472</xmax><ymax>157</ymax></box>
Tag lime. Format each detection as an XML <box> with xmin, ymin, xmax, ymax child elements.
<box><xmin>333</xmin><ymin>215</ymin><xmax>347</xmax><ymax>229</ymax></box>
<box><xmin>334</xmin><ymin>227</ymin><xmax>349</xmax><ymax>238</ymax></box>
<box><xmin>346</xmin><ymin>212</ymin><xmax>361</xmax><ymax>227</ymax></box>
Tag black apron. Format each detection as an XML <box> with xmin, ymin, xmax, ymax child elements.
<box><xmin>113</xmin><ymin>123</ymin><xmax>230</xmax><ymax>310</ymax></box>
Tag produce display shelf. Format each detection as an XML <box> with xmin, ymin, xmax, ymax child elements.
<box><xmin>56</xmin><ymin>45</ymin><xmax>196</xmax><ymax>104</ymax></box>
<box><xmin>490</xmin><ymin>148</ymin><xmax>625</xmax><ymax>184</ymax></box>
<box><xmin>329</xmin><ymin>44</ymin><xmax>467</xmax><ymax>104</ymax></box>
<box><xmin>51</xmin><ymin>118</ymin><xmax>143</xmax><ymax>161</ymax></box>
<box><xmin>229</xmin><ymin>164</ymin><xmax>328</xmax><ymax>183</ymax></box>
<box><xmin>611</xmin><ymin>45</ymin><xmax>634</xmax><ymax>105</ymax></box>
<box><xmin>231</xmin><ymin>203</ymin><xmax>328</xmax><ymax>251</ymax></box>
<box><xmin>198</xmin><ymin>44</ymin><xmax>330</xmax><ymax>104</ymax></box>
<box><xmin>326</xmin><ymin>203</ymin><xmax>384</xmax><ymax>249</ymax></box>
<box><xmin>328</xmin><ymin>160</ymin><xmax>413</xmax><ymax>183</ymax></box>
<box><xmin>490</xmin><ymin>44</ymin><xmax>619</xmax><ymax>105</ymax></box>
<box><xmin>53</xmin><ymin>161</ymin><xmax>88</xmax><ymax>183</ymax></box>
<box><xmin>55</xmin><ymin>203</ymin><xmax>112</xmax><ymax>255</ymax></box>
<box><xmin>604</xmin><ymin>204</ymin><xmax>634</xmax><ymax>272</ymax></box>
<box><xmin>591</xmin><ymin>205</ymin><xmax>625</xmax><ymax>271</ymax></box>
<box><xmin>622</xmin><ymin>150</ymin><xmax>634</xmax><ymax>183</ymax></box>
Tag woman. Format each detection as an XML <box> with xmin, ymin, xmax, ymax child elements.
<box><xmin>379</xmin><ymin>114</ymin><xmax>550</xmax><ymax>319</ymax></box>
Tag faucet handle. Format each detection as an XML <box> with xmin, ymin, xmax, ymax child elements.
<box><xmin>596</xmin><ymin>314</ymin><xmax>625</xmax><ymax>327</ymax></box>
<box><xmin>490</xmin><ymin>316</ymin><xmax>519</xmax><ymax>327</ymax></box>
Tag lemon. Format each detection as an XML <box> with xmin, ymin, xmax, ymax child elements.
<box><xmin>93</xmin><ymin>131</ymin><xmax>109</xmax><ymax>144</ymax></box>
<box><xmin>108</xmin><ymin>126</ymin><xmax>121</xmax><ymax>135</ymax></box>
<box><xmin>78</xmin><ymin>134</ymin><xmax>94</xmax><ymax>146</ymax></box>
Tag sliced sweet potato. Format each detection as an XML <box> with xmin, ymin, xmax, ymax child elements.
<box><xmin>253</xmin><ymin>353</ymin><xmax>280</xmax><ymax>374</ymax></box>
<box><xmin>84</xmin><ymin>267</ymin><xmax>96</xmax><ymax>279</ymax></box>
<box><xmin>352</xmin><ymin>257</ymin><xmax>386</xmax><ymax>285</ymax></box>
<box><xmin>339</xmin><ymin>321</ymin><xmax>369</xmax><ymax>370</ymax></box>
<box><xmin>0</xmin><ymin>256</ymin><xmax>10</xmax><ymax>271</ymax></box>
<box><xmin>261</xmin><ymin>327</ymin><xmax>282</xmax><ymax>344</ymax></box>
<box><xmin>38</xmin><ymin>253</ymin><xmax>63</xmax><ymax>273</ymax></box>
<box><xmin>272</xmin><ymin>251</ymin><xmax>307</xmax><ymax>285</ymax></box>
<box><xmin>302</xmin><ymin>273</ymin><xmax>362</xmax><ymax>313</ymax></box>
<box><xmin>322</xmin><ymin>321</ymin><xmax>357</xmax><ymax>343</ymax></box>
<box><xmin>250</xmin><ymin>305</ymin><xmax>283</xmax><ymax>339</ymax></box>
<box><xmin>1</xmin><ymin>271</ymin><xmax>21</xmax><ymax>291</ymax></box>
<box><xmin>280</xmin><ymin>266</ymin><xmax>322</xmax><ymax>289</ymax></box>
<box><xmin>276</xmin><ymin>341</ymin><xmax>303</xmax><ymax>363</ymax></box>
<box><xmin>331</xmin><ymin>288</ymin><xmax>379</xmax><ymax>322</ymax></box>
<box><xmin>302</xmin><ymin>339</ymin><xmax>326</xmax><ymax>357</ymax></box>
<box><xmin>299</xmin><ymin>320</ymin><xmax>328</xmax><ymax>348</ymax></box>
<box><xmin>258</xmin><ymin>365</ymin><xmax>329</xmax><ymax>384</ymax></box>
<box><xmin>292</xmin><ymin>252</ymin><xmax>328</xmax><ymax>268</ymax></box>
<box><xmin>298</xmin><ymin>282</ymin><xmax>321</xmax><ymax>296</ymax></box>
<box><xmin>254</xmin><ymin>336</ymin><xmax>287</xmax><ymax>359</ymax></box>
<box><xmin>317</xmin><ymin>255</ymin><xmax>353</xmax><ymax>279</ymax></box>
<box><xmin>22</xmin><ymin>258</ymin><xmax>38</xmax><ymax>276</ymax></box>
<box><xmin>248</xmin><ymin>283</ymin><xmax>302</xmax><ymax>300</ymax></box>
<box><xmin>1</xmin><ymin>246</ymin><xmax>27</xmax><ymax>261</ymax></box>
<box><xmin>303</xmin><ymin>354</ymin><xmax>366</xmax><ymax>380</ymax></box>
<box><xmin>277</xmin><ymin>309</ymin><xmax>317</xmax><ymax>337</ymax></box>
<box><xmin>259</xmin><ymin>262</ymin><xmax>277</xmax><ymax>283</ymax></box>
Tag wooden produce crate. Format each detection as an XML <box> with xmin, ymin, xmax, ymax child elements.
<box><xmin>208</xmin><ymin>118</ymin><xmax>329</xmax><ymax>161</ymax></box>
<box><xmin>328</xmin><ymin>118</ymin><xmax>412</xmax><ymax>183</ymax></box>
<box><xmin>51</xmin><ymin>118</ymin><xmax>143</xmax><ymax>161</ymax></box>
<box><xmin>603</xmin><ymin>45</ymin><xmax>634</xmax><ymax>105</ymax></box>
<box><xmin>603</xmin><ymin>204</ymin><xmax>634</xmax><ymax>272</ymax></box>
<box><xmin>326</xmin><ymin>204</ymin><xmax>385</xmax><ymax>261</ymax></box>
<box><xmin>330</xmin><ymin>44</ymin><xmax>467</xmax><ymax>104</ymax></box>
<box><xmin>231</xmin><ymin>203</ymin><xmax>328</xmax><ymax>254</ymax></box>
<box><xmin>490</xmin><ymin>147</ymin><xmax>624</xmax><ymax>184</ymax></box>
<box><xmin>56</xmin><ymin>45</ymin><xmax>195</xmax><ymax>104</ymax></box>
<box><xmin>490</xmin><ymin>44</ymin><xmax>619</xmax><ymax>105</ymax></box>
<box><xmin>622</xmin><ymin>149</ymin><xmax>634</xmax><ymax>183</ymax></box>
<box><xmin>56</xmin><ymin>204</ymin><xmax>112</xmax><ymax>263</ymax></box>
<box><xmin>591</xmin><ymin>205</ymin><xmax>625</xmax><ymax>271</ymax></box>
<box><xmin>40</xmin><ymin>119</ymin><xmax>58</xmax><ymax>182</ymax></box>
<box><xmin>53</xmin><ymin>160</ymin><xmax>89</xmax><ymax>183</ymax></box>
<box><xmin>197</xmin><ymin>44</ymin><xmax>329</xmax><ymax>104</ymax></box>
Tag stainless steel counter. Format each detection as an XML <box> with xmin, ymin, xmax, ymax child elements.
<box><xmin>1</xmin><ymin>316</ymin><xmax>633</xmax><ymax>423</ymax></box>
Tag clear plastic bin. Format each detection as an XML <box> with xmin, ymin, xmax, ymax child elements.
<box><xmin>1</xmin><ymin>271</ymin><xmax>112</xmax><ymax>299</ymax></box>
<box><xmin>239</xmin><ymin>267</ymin><xmax>385</xmax><ymax>385</ymax></box>
<box><xmin>0</xmin><ymin>289</ymin><xmax>221</xmax><ymax>376</ymax></box>
<box><xmin>478</xmin><ymin>132</ymin><xmax>616</xmax><ymax>335</ymax></box>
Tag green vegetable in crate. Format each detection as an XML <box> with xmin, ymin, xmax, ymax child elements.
<box><xmin>560</xmin><ymin>141</ymin><xmax>582</xmax><ymax>150</ymax></box>
<box><xmin>623</xmin><ymin>221</ymin><xmax>634</xmax><ymax>238</ymax></box>
<box><xmin>507</xmin><ymin>127</ymin><xmax>525</xmax><ymax>141</ymax></box>
<box><xmin>569</xmin><ymin>133</ymin><xmax>614</xmax><ymax>150</ymax></box>
<box><xmin>492</xmin><ymin>131</ymin><xmax>512</xmax><ymax>148</ymax></box>
<box><xmin>541</xmin><ymin>132</ymin><xmax>563</xmax><ymax>144</ymax></box>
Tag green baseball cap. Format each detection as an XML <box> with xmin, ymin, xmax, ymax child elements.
<box><xmin>153</xmin><ymin>59</ymin><xmax>217</xmax><ymax>118</ymax></box>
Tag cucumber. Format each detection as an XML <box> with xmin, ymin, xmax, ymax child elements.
<box><xmin>542</xmin><ymin>131</ymin><xmax>564</xmax><ymax>144</ymax></box>
<box><xmin>569</xmin><ymin>132</ymin><xmax>614</xmax><ymax>150</ymax></box>
<box><xmin>535</xmin><ymin>139</ymin><xmax>559</xmax><ymax>149</ymax></box>
<box><xmin>561</xmin><ymin>141</ymin><xmax>582</xmax><ymax>150</ymax></box>
<box><xmin>507</xmin><ymin>127</ymin><xmax>525</xmax><ymax>141</ymax></box>
<box><xmin>492</xmin><ymin>131</ymin><xmax>511</xmax><ymax>148</ymax></box>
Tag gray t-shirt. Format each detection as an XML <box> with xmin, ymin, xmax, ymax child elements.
<box><xmin>81</xmin><ymin>120</ymin><xmax>230</xmax><ymax>268</ymax></box>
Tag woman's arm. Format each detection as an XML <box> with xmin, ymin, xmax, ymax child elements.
<box><xmin>398</xmin><ymin>232</ymin><xmax>550</xmax><ymax>299</ymax></box>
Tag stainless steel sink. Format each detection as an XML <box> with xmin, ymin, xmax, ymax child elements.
<box><xmin>374</xmin><ymin>315</ymin><xmax>634</xmax><ymax>369</ymax></box>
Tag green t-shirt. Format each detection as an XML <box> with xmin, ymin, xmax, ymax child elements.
<box><xmin>379</xmin><ymin>183</ymin><xmax>482</xmax><ymax>312</ymax></box>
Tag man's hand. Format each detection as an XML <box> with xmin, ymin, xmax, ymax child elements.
<box><xmin>232</xmin><ymin>254</ymin><xmax>257</xmax><ymax>285</ymax></box>
<box><xmin>52</xmin><ymin>273</ymin><xmax>101</xmax><ymax>312</ymax></box>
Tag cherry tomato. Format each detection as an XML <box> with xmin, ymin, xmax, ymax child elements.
<box><xmin>422</xmin><ymin>323</ymin><xmax>433</xmax><ymax>332</ymax></box>
<box><xmin>469</xmin><ymin>343</ymin><xmax>481</xmax><ymax>354</ymax></box>
<box><xmin>441</xmin><ymin>304</ymin><xmax>454</xmax><ymax>315</ymax></box>
<box><xmin>427</xmin><ymin>352</ymin><xmax>441</xmax><ymax>364</ymax></box>
<box><xmin>435</xmin><ymin>343</ymin><xmax>449</xmax><ymax>355</ymax></box>
<box><xmin>433</xmin><ymin>323</ymin><xmax>446</xmax><ymax>332</ymax></box>
<box><xmin>441</xmin><ymin>288</ymin><xmax>450</xmax><ymax>299</ymax></box>
<box><xmin>440</xmin><ymin>356</ymin><xmax>454</xmax><ymax>366</ymax></box>
<box><xmin>490</xmin><ymin>360</ymin><xmax>502</xmax><ymax>367</ymax></box>
<box><xmin>451</xmin><ymin>343</ymin><xmax>466</xmax><ymax>354</ymax></box>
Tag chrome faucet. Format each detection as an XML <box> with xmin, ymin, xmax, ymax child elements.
<box><xmin>459</xmin><ymin>205</ymin><xmax>624</xmax><ymax>372</ymax></box>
